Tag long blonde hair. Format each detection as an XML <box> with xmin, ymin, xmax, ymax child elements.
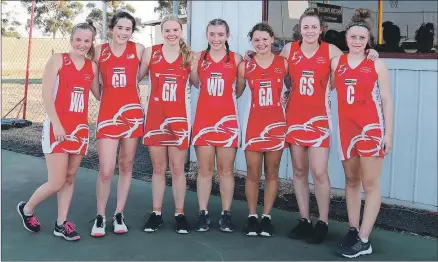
<box><xmin>160</xmin><ymin>14</ymin><xmax>193</xmax><ymax>68</ymax></box>
<box><xmin>70</xmin><ymin>20</ymin><xmax>97</xmax><ymax>60</ymax></box>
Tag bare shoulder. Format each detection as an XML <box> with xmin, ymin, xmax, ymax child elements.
<box><xmin>91</xmin><ymin>60</ymin><xmax>98</xmax><ymax>72</ymax></box>
<box><xmin>234</xmin><ymin>53</ymin><xmax>243</xmax><ymax>65</ymax></box>
<box><xmin>330</xmin><ymin>55</ymin><xmax>340</xmax><ymax>70</ymax></box>
<box><xmin>136</xmin><ymin>42</ymin><xmax>145</xmax><ymax>52</ymax></box>
<box><xmin>374</xmin><ymin>58</ymin><xmax>387</xmax><ymax>71</ymax></box>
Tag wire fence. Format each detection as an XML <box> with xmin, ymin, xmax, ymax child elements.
<box><xmin>1</xmin><ymin>37</ymin><xmax>153</xmax><ymax>177</ymax></box>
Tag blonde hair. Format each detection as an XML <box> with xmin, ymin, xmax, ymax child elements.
<box><xmin>70</xmin><ymin>20</ymin><xmax>97</xmax><ymax>60</ymax></box>
<box><xmin>160</xmin><ymin>14</ymin><xmax>193</xmax><ymax>68</ymax></box>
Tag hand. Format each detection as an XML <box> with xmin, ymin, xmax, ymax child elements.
<box><xmin>366</xmin><ymin>49</ymin><xmax>379</xmax><ymax>61</ymax></box>
<box><xmin>244</xmin><ymin>50</ymin><xmax>255</xmax><ymax>61</ymax></box>
<box><xmin>53</xmin><ymin>123</ymin><xmax>66</xmax><ymax>142</ymax></box>
<box><xmin>382</xmin><ymin>134</ymin><xmax>392</xmax><ymax>155</ymax></box>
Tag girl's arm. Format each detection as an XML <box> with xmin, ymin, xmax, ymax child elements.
<box><xmin>375</xmin><ymin>58</ymin><xmax>394</xmax><ymax>154</ymax></box>
<box><xmin>236</xmin><ymin>61</ymin><xmax>246</xmax><ymax>98</ymax></box>
<box><xmin>42</xmin><ymin>54</ymin><xmax>65</xmax><ymax>141</ymax></box>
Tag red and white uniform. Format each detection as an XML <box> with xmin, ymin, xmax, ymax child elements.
<box><xmin>334</xmin><ymin>54</ymin><xmax>385</xmax><ymax>160</ymax></box>
<box><xmin>285</xmin><ymin>41</ymin><xmax>331</xmax><ymax>148</ymax></box>
<box><xmin>241</xmin><ymin>55</ymin><xmax>287</xmax><ymax>152</ymax></box>
<box><xmin>96</xmin><ymin>41</ymin><xmax>144</xmax><ymax>139</ymax></box>
<box><xmin>142</xmin><ymin>44</ymin><xmax>191</xmax><ymax>150</ymax></box>
<box><xmin>191</xmin><ymin>51</ymin><xmax>239</xmax><ymax>147</ymax></box>
<box><xmin>42</xmin><ymin>53</ymin><xmax>93</xmax><ymax>155</ymax></box>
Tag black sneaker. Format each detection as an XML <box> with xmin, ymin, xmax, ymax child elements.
<box><xmin>307</xmin><ymin>220</ymin><xmax>328</xmax><ymax>244</ymax></box>
<box><xmin>259</xmin><ymin>216</ymin><xmax>275</xmax><ymax>237</ymax></box>
<box><xmin>17</xmin><ymin>201</ymin><xmax>41</xmax><ymax>233</ymax></box>
<box><xmin>143</xmin><ymin>212</ymin><xmax>164</xmax><ymax>232</ymax></box>
<box><xmin>53</xmin><ymin>221</ymin><xmax>81</xmax><ymax>241</ymax></box>
<box><xmin>195</xmin><ymin>210</ymin><xmax>210</xmax><ymax>232</ymax></box>
<box><xmin>243</xmin><ymin>216</ymin><xmax>260</xmax><ymax>236</ymax></box>
<box><xmin>175</xmin><ymin>214</ymin><xmax>190</xmax><ymax>234</ymax></box>
<box><xmin>219</xmin><ymin>211</ymin><xmax>235</xmax><ymax>233</ymax></box>
<box><xmin>288</xmin><ymin>218</ymin><xmax>313</xmax><ymax>239</ymax></box>
<box><xmin>340</xmin><ymin>227</ymin><xmax>359</xmax><ymax>247</ymax></box>
<box><xmin>338</xmin><ymin>236</ymin><xmax>372</xmax><ymax>258</ymax></box>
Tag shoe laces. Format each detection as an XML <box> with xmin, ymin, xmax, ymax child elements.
<box><xmin>28</xmin><ymin>216</ymin><xmax>40</xmax><ymax>227</ymax></box>
<box><xmin>64</xmin><ymin>221</ymin><xmax>76</xmax><ymax>234</ymax></box>
<box><xmin>115</xmin><ymin>213</ymin><xmax>123</xmax><ymax>225</ymax></box>
<box><xmin>94</xmin><ymin>215</ymin><xmax>104</xmax><ymax>227</ymax></box>
<box><xmin>222</xmin><ymin>212</ymin><xmax>232</xmax><ymax>224</ymax></box>
<box><xmin>176</xmin><ymin>214</ymin><xmax>188</xmax><ymax>226</ymax></box>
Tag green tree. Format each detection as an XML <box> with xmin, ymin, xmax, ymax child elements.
<box><xmin>86</xmin><ymin>1</ymin><xmax>143</xmax><ymax>39</ymax></box>
<box><xmin>21</xmin><ymin>0</ymin><xmax>83</xmax><ymax>39</ymax></box>
<box><xmin>154</xmin><ymin>0</ymin><xmax>187</xmax><ymax>18</ymax></box>
<box><xmin>2</xmin><ymin>1</ymin><xmax>22</xmax><ymax>38</ymax></box>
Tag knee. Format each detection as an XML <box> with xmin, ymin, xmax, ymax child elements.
<box><xmin>218</xmin><ymin>165</ymin><xmax>233</xmax><ymax>179</ymax></box>
<box><xmin>264</xmin><ymin>166</ymin><xmax>279</xmax><ymax>181</ymax></box>
<box><xmin>48</xmin><ymin>178</ymin><xmax>66</xmax><ymax>192</ymax></box>
<box><xmin>293</xmin><ymin>165</ymin><xmax>308</xmax><ymax>179</ymax></box>
<box><xmin>198</xmin><ymin>163</ymin><xmax>214</xmax><ymax>178</ymax></box>
<box><xmin>99</xmin><ymin>167</ymin><xmax>115</xmax><ymax>182</ymax></box>
<box><xmin>345</xmin><ymin>173</ymin><xmax>361</xmax><ymax>188</ymax></box>
<box><xmin>169</xmin><ymin>163</ymin><xmax>184</xmax><ymax>177</ymax></box>
<box><xmin>246</xmin><ymin>167</ymin><xmax>260</xmax><ymax>183</ymax></box>
<box><xmin>65</xmin><ymin>172</ymin><xmax>76</xmax><ymax>185</ymax></box>
<box><xmin>311</xmin><ymin>168</ymin><xmax>329</xmax><ymax>185</ymax></box>
<box><xmin>362</xmin><ymin>177</ymin><xmax>380</xmax><ymax>193</ymax></box>
<box><xmin>152</xmin><ymin>162</ymin><xmax>167</xmax><ymax>176</ymax></box>
<box><xmin>119</xmin><ymin>158</ymin><xmax>134</xmax><ymax>177</ymax></box>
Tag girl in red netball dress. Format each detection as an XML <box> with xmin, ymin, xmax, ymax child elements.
<box><xmin>17</xmin><ymin>21</ymin><xmax>99</xmax><ymax>241</ymax></box>
<box><xmin>237</xmin><ymin>23</ymin><xmax>288</xmax><ymax>237</ymax></box>
<box><xmin>91</xmin><ymin>12</ymin><xmax>145</xmax><ymax>237</ymax></box>
<box><xmin>275</xmin><ymin>9</ymin><xmax>378</xmax><ymax>244</ymax></box>
<box><xmin>331</xmin><ymin>9</ymin><xmax>393</xmax><ymax>258</ymax></box>
<box><xmin>190</xmin><ymin>19</ymin><xmax>242</xmax><ymax>233</ymax></box>
<box><xmin>139</xmin><ymin>15</ymin><xmax>194</xmax><ymax>234</ymax></box>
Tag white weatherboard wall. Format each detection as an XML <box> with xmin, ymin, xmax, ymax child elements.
<box><xmin>188</xmin><ymin>2</ymin><xmax>437</xmax><ymax>211</ymax></box>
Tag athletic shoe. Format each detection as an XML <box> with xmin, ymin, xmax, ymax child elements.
<box><xmin>143</xmin><ymin>212</ymin><xmax>164</xmax><ymax>232</ymax></box>
<box><xmin>218</xmin><ymin>210</ymin><xmax>235</xmax><ymax>232</ymax></box>
<box><xmin>259</xmin><ymin>216</ymin><xmax>275</xmax><ymax>237</ymax></box>
<box><xmin>195</xmin><ymin>210</ymin><xmax>210</xmax><ymax>232</ymax></box>
<box><xmin>113</xmin><ymin>213</ymin><xmax>128</xmax><ymax>234</ymax></box>
<box><xmin>17</xmin><ymin>201</ymin><xmax>41</xmax><ymax>233</ymax></box>
<box><xmin>53</xmin><ymin>221</ymin><xmax>80</xmax><ymax>241</ymax></box>
<box><xmin>91</xmin><ymin>214</ymin><xmax>106</xmax><ymax>237</ymax></box>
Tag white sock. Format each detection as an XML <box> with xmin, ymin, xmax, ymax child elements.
<box><xmin>175</xmin><ymin>213</ymin><xmax>184</xmax><ymax>217</ymax></box>
<box><xmin>262</xmin><ymin>214</ymin><xmax>271</xmax><ymax>219</ymax></box>
<box><xmin>153</xmin><ymin>211</ymin><xmax>161</xmax><ymax>216</ymax></box>
<box><xmin>57</xmin><ymin>221</ymin><xmax>64</xmax><ymax>227</ymax></box>
<box><xmin>248</xmin><ymin>214</ymin><xmax>258</xmax><ymax>218</ymax></box>
<box><xmin>360</xmin><ymin>236</ymin><xmax>369</xmax><ymax>243</ymax></box>
<box><xmin>201</xmin><ymin>210</ymin><xmax>208</xmax><ymax>215</ymax></box>
<box><xmin>23</xmin><ymin>210</ymin><xmax>33</xmax><ymax>216</ymax></box>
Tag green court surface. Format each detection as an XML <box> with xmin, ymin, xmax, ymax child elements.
<box><xmin>2</xmin><ymin>150</ymin><xmax>437</xmax><ymax>261</ymax></box>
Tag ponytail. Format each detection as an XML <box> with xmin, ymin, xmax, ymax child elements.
<box><xmin>179</xmin><ymin>39</ymin><xmax>194</xmax><ymax>68</ymax></box>
<box><xmin>225</xmin><ymin>41</ymin><xmax>230</xmax><ymax>62</ymax></box>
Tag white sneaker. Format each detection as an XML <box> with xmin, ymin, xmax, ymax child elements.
<box><xmin>91</xmin><ymin>215</ymin><xmax>106</xmax><ymax>237</ymax></box>
<box><xmin>113</xmin><ymin>213</ymin><xmax>128</xmax><ymax>234</ymax></box>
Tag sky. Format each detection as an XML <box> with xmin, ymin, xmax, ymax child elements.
<box><xmin>3</xmin><ymin>1</ymin><xmax>160</xmax><ymax>46</ymax></box>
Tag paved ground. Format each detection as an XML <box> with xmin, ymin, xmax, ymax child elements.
<box><xmin>2</xmin><ymin>150</ymin><xmax>437</xmax><ymax>261</ymax></box>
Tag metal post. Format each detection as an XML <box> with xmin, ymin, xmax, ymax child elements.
<box><xmin>23</xmin><ymin>0</ymin><xmax>36</xmax><ymax>120</ymax></box>
<box><xmin>102</xmin><ymin>0</ymin><xmax>107</xmax><ymax>43</ymax></box>
<box><xmin>187</xmin><ymin>0</ymin><xmax>191</xmax><ymax>45</ymax></box>
<box><xmin>173</xmin><ymin>0</ymin><xmax>179</xmax><ymax>16</ymax></box>
<box><xmin>377</xmin><ymin>0</ymin><xmax>383</xmax><ymax>44</ymax></box>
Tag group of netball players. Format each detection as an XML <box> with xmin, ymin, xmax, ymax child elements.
<box><xmin>16</xmin><ymin>7</ymin><xmax>393</xmax><ymax>259</ymax></box>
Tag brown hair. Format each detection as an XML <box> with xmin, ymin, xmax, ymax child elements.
<box><xmin>109</xmin><ymin>11</ymin><xmax>138</xmax><ymax>32</ymax></box>
<box><xmin>346</xmin><ymin>8</ymin><xmax>374</xmax><ymax>47</ymax></box>
<box><xmin>70</xmin><ymin>20</ymin><xmax>96</xmax><ymax>60</ymax></box>
<box><xmin>204</xmin><ymin>18</ymin><xmax>231</xmax><ymax>62</ymax></box>
<box><xmin>248</xmin><ymin>22</ymin><xmax>275</xmax><ymax>40</ymax></box>
<box><xmin>298</xmin><ymin>8</ymin><xmax>324</xmax><ymax>42</ymax></box>
<box><xmin>160</xmin><ymin>14</ymin><xmax>193</xmax><ymax>67</ymax></box>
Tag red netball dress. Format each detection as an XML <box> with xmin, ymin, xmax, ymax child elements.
<box><xmin>96</xmin><ymin>41</ymin><xmax>144</xmax><ymax>139</ymax></box>
<box><xmin>142</xmin><ymin>44</ymin><xmax>191</xmax><ymax>150</ymax></box>
<box><xmin>41</xmin><ymin>53</ymin><xmax>94</xmax><ymax>155</ymax></box>
<box><xmin>191</xmin><ymin>51</ymin><xmax>239</xmax><ymax>147</ymax></box>
<box><xmin>285</xmin><ymin>41</ymin><xmax>332</xmax><ymax>148</ymax></box>
<box><xmin>334</xmin><ymin>54</ymin><xmax>385</xmax><ymax>160</ymax></box>
<box><xmin>241</xmin><ymin>55</ymin><xmax>287</xmax><ymax>152</ymax></box>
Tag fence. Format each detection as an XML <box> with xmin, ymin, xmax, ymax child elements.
<box><xmin>1</xmin><ymin>37</ymin><xmax>153</xmax><ymax>177</ymax></box>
